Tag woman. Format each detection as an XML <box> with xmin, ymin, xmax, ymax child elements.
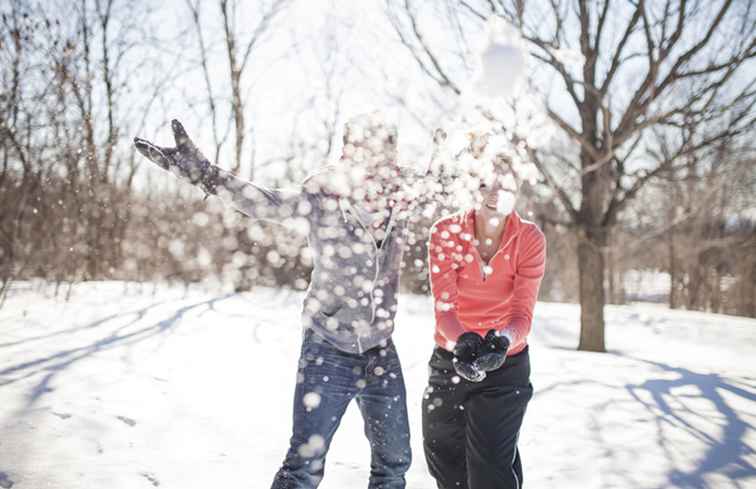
<box><xmin>134</xmin><ymin>114</ymin><xmax>413</xmax><ymax>489</ymax></box>
<box><xmin>423</xmin><ymin>147</ymin><xmax>546</xmax><ymax>489</ymax></box>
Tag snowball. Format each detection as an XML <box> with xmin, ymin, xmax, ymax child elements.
<box><xmin>197</xmin><ymin>247</ymin><xmax>212</xmax><ymax>268</ymax></box>
<box><xmin>325</xmin><ymin>317</ymin><xmax>339</xmax><ymax>331</ymax></box>
<box><xmin>168</xmin><ymin>239</ymin><xmax>185</xmax><ymax>258</ymax></box>
<box><xmin>495</xmin><ymin>190</ymin><xmax>517</xmax><ymax>215</ymax></box>
<box><xmin>266</xmin><ymin>250</ymin><xmax>280</xmax><ymax>264</ymax></box>
<box><xmin>192</xmin><ymin>212</ymin><xmax>209</xmax><ymax>226</ymax></box>
<box><xmin>471</xmin><ymin>18</ymin><xmax>526</xmax><ymax>100</ymax></box>
<box><xmin>297</xmin><ymin>434</ymin><xmax>326</xmax><ymax>458</ymax></box>
<box><xmin>303</xmin><ymin>392</ymin><xmax>322</xmax><ymax>410</ymax></box>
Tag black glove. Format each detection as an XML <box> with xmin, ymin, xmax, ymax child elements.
<box><xmin>473</xmin><ymin>329</ymin><xmax>510</xmax><ymax>372</ymax></box>
<box><xmin>452</xmin><ymin>332</ymin><xmax>486</xmax><ymax>383</ymax></box>
<box><xmin>134</xmin><ymin>119</ymin><xmax>225</xmax><ymax>195</ymax></box>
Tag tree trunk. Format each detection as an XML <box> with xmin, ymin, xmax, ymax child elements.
<box><xmin>746</xmin><ymin>262</ymin><xmax>756</xmax><ymax>318</ymax></box>
<box><xmin>577</xmin><ymin>226</ymin><xmax>607</xmax><ymax>352</ymax></box>
<box><xmin>230</xmin><ymin>70</ymin><xmax>244</xmax><ymax>174</ymax></box>
<box><xmin>712</xmin><ymin>266</ymin><xmax>723</xmax><ymax>314</ymax></box>
<box><xmin>688</xmin><ymin>253</ymin><xmax>704</xmax><ymax>310</ymax></box>
<box><xmin>668</xmin><ymin>221</ymin><xmax>680</xmax><ymax>309</ymax></box>
<box><xmin>606</xmin><ymin>238</ymin><xmax>616</xmax><ymax>304</ymax></box>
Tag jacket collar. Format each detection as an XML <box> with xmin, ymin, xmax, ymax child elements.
<box><xmin>463</xmin><ymin>208</ymin><xmax>523</xmax><ymax>243</ymax></box>
<box><xmin>339</xmin><ymin>198</ymin><xmax>397</xmax><ymax>248</ymax></box>
<box><xmin>340</xmin><ymin>198</ymin><xmax>388</xmax><ymax>227</ymax></box>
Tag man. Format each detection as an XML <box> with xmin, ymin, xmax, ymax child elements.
<box><xmin>423</xmin><ymin>135</ymin><xmax>546</xmax><ymax>489</ymax></box>
<box><xmin>134</xmin><ymin>112</ymin><xmax>412</xmax><ymax>489</ymax></box>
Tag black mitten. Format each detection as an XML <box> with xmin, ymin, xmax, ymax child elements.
<box><xmin>474</xmin><ymin>329</ymin><xmax>510</xmax><ymax>372</ymax></box>
<box><xmin>452</xmin><ymin>332</ymin><xmax>486</xmax><ymax>382</ymax></box>
<box><xmin>134</xmin><ymin>119</ymin><xmax>225</xmax><ymax>195</ymax></box>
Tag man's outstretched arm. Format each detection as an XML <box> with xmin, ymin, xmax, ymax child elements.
<box><xmin>134</xmin><ymin>119</ymin><xmax>311</xmax><ymax>224</ymax></box>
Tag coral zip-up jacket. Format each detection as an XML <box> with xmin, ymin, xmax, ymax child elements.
<box><xmin>428</xmin><ymin>210</ymin><xmax>546</xmax><ymax>355</ymax></box>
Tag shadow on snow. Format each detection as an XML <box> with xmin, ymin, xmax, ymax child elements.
<box><xmin>624</xmin><ymin>358</ymin><xmax>756</xmax><ymax>489</ymax></box>
<box><xmin>0</xmin><ymin>294</ymin><xmax>234</xmax><ymax>410</ymax></box>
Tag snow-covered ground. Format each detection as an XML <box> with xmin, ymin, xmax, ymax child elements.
<box><xmin>1</xmin><ymin>282</ymin><xmax>754</xmax><ymax>489</ymax></box>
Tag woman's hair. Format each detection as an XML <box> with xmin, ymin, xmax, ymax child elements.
<box><xmin>342</xmin><ymin>111</ymin><xmax>398</xmax><ymax>149</ymax></box>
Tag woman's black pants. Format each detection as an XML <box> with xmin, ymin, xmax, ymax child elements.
<box><xmin>422</xmin><ymin>346</ymin><xmax>533</xmax><ymax>489</ymax></box>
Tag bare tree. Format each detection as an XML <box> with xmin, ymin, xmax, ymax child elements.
<box><xmin>0</xmin><ymin>0</ymin><xmax>173</xmax><ymax>303</ymax></box>
<box><xmin>183</xmin><ymin>0</ymin><xmax>290</xmax><ymax>178</ymax></box>
<box><xmin>659</xmin><ymin>152</ymin><xmax>755</xmax><ymax>315</ymax></box>
<box><xmin>387</xmin><ymin>0</ymin><xmax>756</xmax><ymax>351</ymax></box>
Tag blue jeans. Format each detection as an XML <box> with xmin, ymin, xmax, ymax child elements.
<box><xmin>271</xmin><ymin>329</ymin><xmax>412</xmax><ymax>489</ymax></box>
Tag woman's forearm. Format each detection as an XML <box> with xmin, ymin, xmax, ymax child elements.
<box><xmin>209</xmin><ymin>166</ymin><xmax>308</xmax><ymax>224</ymax></box>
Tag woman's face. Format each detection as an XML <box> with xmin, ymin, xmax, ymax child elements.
<box><xmin>341</xmin><ymin>114</ymin><xmax>400</xmax><ymax>213</ymax></box>
<box><xmin>477</xmin><ymin>158</ymin><xmax>519</xmax><ymax>215</ymax></box>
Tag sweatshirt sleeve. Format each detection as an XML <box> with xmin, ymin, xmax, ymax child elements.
<box><xmin>496</xmin><ymin>225</ymin><xmax>546</xmax><ymax>346</ymax></box>
<box><xmin>428</xmin><ymin>218</ymin><xmax>466</xmax><ymax>344</ymax></box>
<box><xmin>211</xmin><ymin>167</ymin><xmax>315</xmax><ymax>226</ymax></box>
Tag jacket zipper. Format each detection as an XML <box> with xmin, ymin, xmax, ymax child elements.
<box><xmin>476</xmin><ymin>231</ymin><xmax>519</xmax><ymax>282</ymax></box>
<box><xmin>341</xmin><ymin>199</ymin><xmax>397</xmax><ymax>352</ymax></box>
<box><xmin>367</xmin><ymin>210</ymin><xmax>396</xmax><ymax>322</ymax></box>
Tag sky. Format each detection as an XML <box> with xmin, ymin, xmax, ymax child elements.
<box><xmin>136</xmin><ymin>0</ymin><xmax>444</xmax><ymax>182</ymax></box>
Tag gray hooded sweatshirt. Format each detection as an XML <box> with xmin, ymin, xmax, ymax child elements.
<box><xmin>212</xmin><ymin>166</ymin><xmax>408</xmax><ymax>354</ymax></box>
